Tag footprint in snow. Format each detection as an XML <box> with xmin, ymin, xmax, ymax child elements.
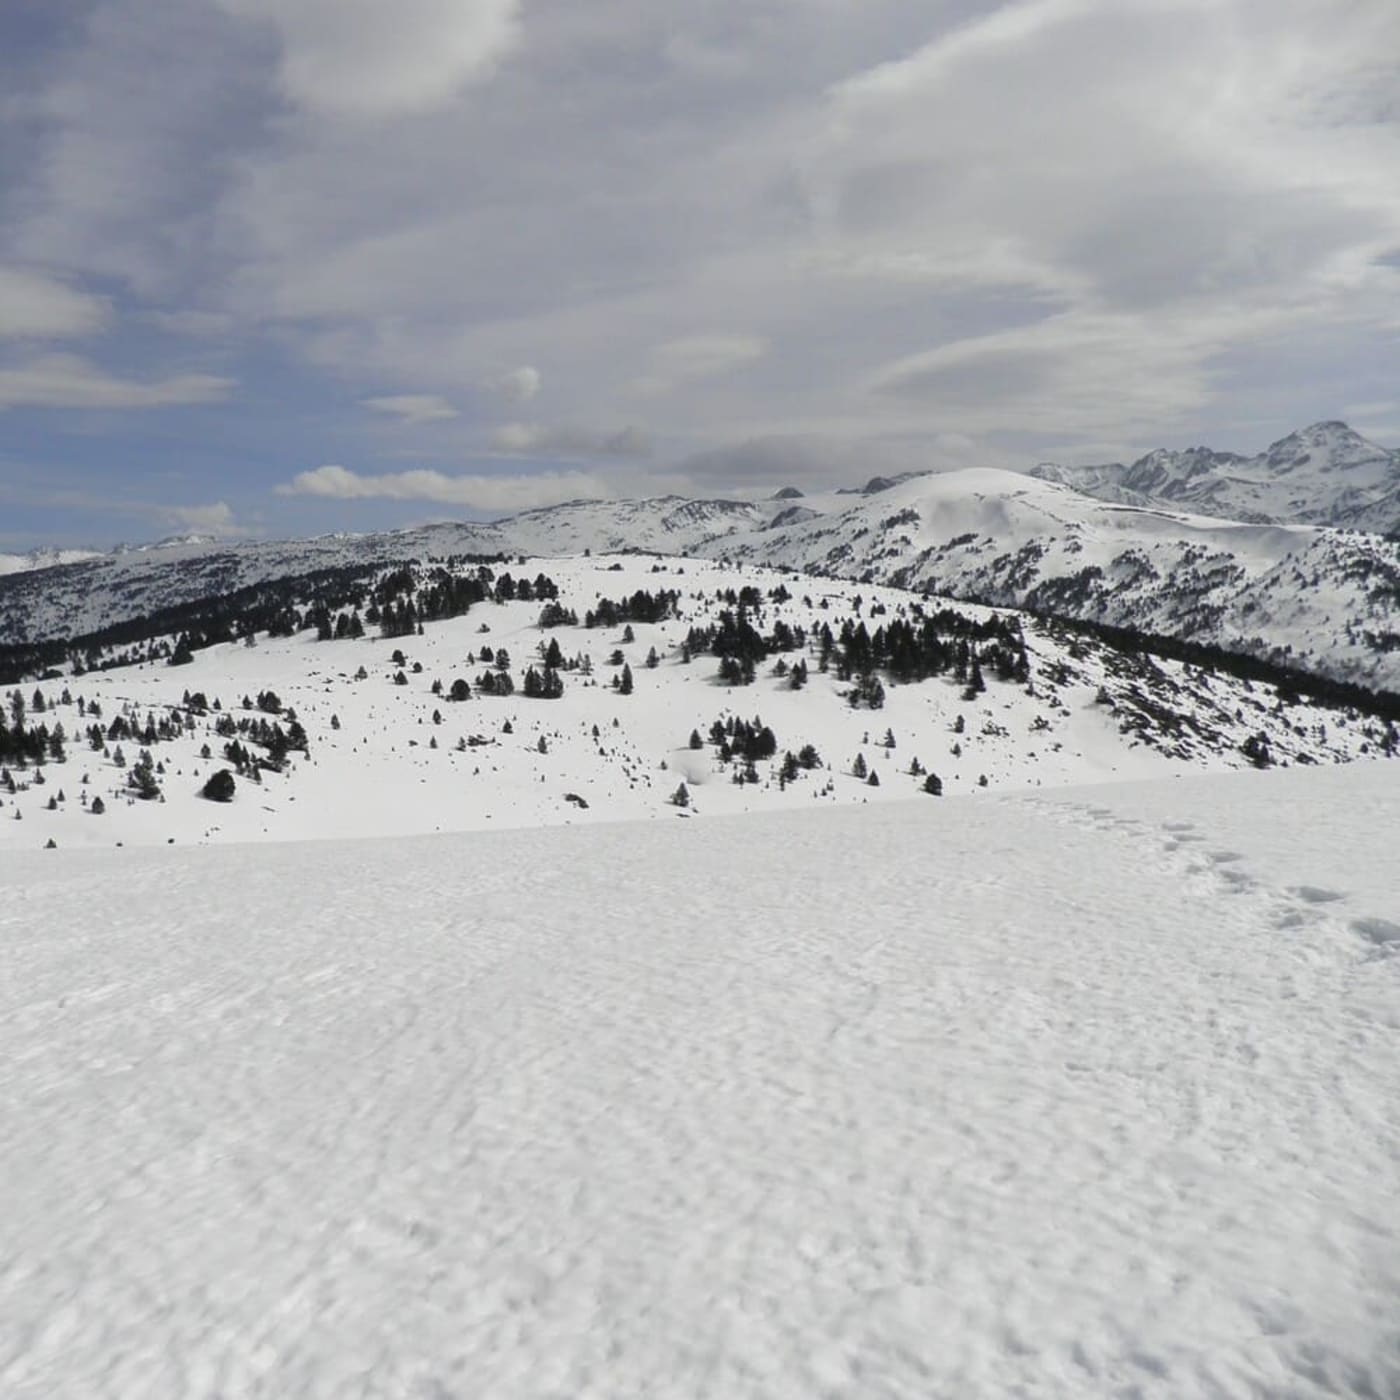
<box><xmin>1291</xmin><ymin>886</ymin><xmax>1344</xmax><ymax>905</ymax></box>
<box><xmin>1352</xmin><ymin>917</ymin><xmax>1400</xmax><ymax>948</ymax></box>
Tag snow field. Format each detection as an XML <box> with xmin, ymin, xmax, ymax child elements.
<box><xmin>2</xmin><ymin>761</ymin><xmax>1397</xmax><ymax>1397</ymax></box>
<box><xmin>2</xmin><ymin>555</ymin><xmax>1389</xmax><ymax>852</ymax></box>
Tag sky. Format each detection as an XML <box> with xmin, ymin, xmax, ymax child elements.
<box><xmin>1</xmin><ymin>0</ymin><xmax>1399</xmax><ymax>549</ymax></box>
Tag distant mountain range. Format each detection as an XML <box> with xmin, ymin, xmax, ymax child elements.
<box><xmin>0</xmin><ymin>546</ymin><xmax>102</xmax><ymax>577</ymax></box>
<box><xmin>1031</xmin><ymin>421</ymin><xmax>1400</xmax><ymax>536</ymax></box>
<box><xmin>2</xmin><ymin>422</ymin><xmax>1397</xmax><ymax>693</ymax></box>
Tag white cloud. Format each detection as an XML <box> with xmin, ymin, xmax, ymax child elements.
<box><xmin>491</xmin><ymin>422</ymin><xmax>653</xmax><ymax>458</ymax></box>
<box><xmin>0</xmin><ymin>267</ymin><xmax>109</xmax><ymax>339</ymax></box>
<box><xmin>215</xmin><ymin>0</ymin><xmax>521</xmax><ymax>117</ymax></box>
<box><xmin>363</xmin><ymin>393</ymin><xmax>459</xmax><ymax>424</ymax></box>
<box><xmin>277</xmin><ymin>464</ymin><xmax>605</xmax><ymax>512</ymax></box>
<box><xmin>482</xmin><ymin>365</ymin><xmax>542</xmax><ymax>403</ymax></box>
<box><xmin>159</xmin><ymin>501</ymin><xmax>242</xmax><ymax>536</ymax></box>
<box><xmin>9</xmin><ymin>0</ymin><xmax>1400</xmax><ymax>510</ymax></box>
<box><xmin>0</xmin><ymin>354</ymin><xmax>234</xmax><ymax>410</ymax></box>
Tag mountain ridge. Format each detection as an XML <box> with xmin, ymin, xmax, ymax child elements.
<box><xmin>1031</xmin><ymin>420</ymin><xmax>1400</xmax><ymax>535</ymax></box>
<box><xmin>3</xmin><ymin>424</ymin><xmax>1398</xmax><ymax>692</ymax></box>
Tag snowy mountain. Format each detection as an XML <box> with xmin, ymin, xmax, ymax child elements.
<box><xmin>714</xmin><ymin>470</ymin><xmax>1400</xmax><ymax>692</ymax></box>
<box><xmin>6</xmin><ymin>473</ymin><xmax>1400</xmax><ymax>1400</ymax></box>
<box><xmin>2</xmin><ymin>554</ymin><xmax>1395</xmax><ymax>854</ymax></box>
<box><xmin>1032</xmin><ymin>421</ymin><xmax>1400</xmax><ymax>535</ymax></box>
<box><xmin>0</xmin><ymin>545</ymin><xmax>102</xmax><ymax>576</ymax></box>
<box><xmin>3</xmin><ymin>428</ymin><xmax>1398</xmax><ymax>694</ymax></box>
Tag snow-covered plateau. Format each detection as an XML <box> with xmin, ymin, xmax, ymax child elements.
<box><xmin>2</xmin><ymin>760</ymin><xmax>1397</xmax><ymax>1398</ymax></box>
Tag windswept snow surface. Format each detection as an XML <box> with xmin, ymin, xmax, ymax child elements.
<box><xmin>3</xmin><ymin>762</ymin><xmax>1398</xmax><ymax>1398</ymax></box>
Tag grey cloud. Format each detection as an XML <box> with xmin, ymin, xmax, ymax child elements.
<box><xmin>0</xmin><ymin>354</ymin><xmax>234</xmax><ymax>410</ymax></box>
<box><xmin>0</xmin><ymin>266</ymin><xmax>109</xmax><ymax>339</ymax></box>
<box><xmin>482</xmin><ymin>366</ymin><xmax>542</xmax><ymax>403</ymax></box>
<box><xmin>492</xmin><ymin>423</ymin><xmax>653</xmax><ymax>459</ymax></box>
<box><xmin>214</xmin><ymin>0</ymin><xmax>521</xmax><ymax>117</ymax></box>
<box><xmin>5</xmin><ymin>0</ymin><xmax>1399</xmax><ymax>519</ymax></box>
<box><xmin>363</xmin><ymin>394</ymin><xmax>459</xmax><ymax>424</ymax></box>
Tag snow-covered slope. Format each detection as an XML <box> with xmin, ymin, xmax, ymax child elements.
<box><xmin>3</xmin><ymin>556</ymin><xmax>1394</xmax><ymax>854</ymax></box>
<box><xmin>0</xmin><ymin>545</ymin><xmax>102</xmax><ymax>576</ymax></box>
<box><xmin>4</xmin><ymin>760</ymin><xmax>1397</xmax><ymax>1397</ymax></box>
<box><xmin>1033</xmin><ymin>421</ymin><xmax>1400</xmax><ymax>536</ymax></box>
<box><xmin>716</xmin><ymin>470</ymin><xmax>1400</xmax><ymax>691</ymax></box>
<box><xmin>0</xmin><ymin>501</ymin><xmax>767</xmax><ymax>646</ymax></box>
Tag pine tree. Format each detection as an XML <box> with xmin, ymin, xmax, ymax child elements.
<box><xmin>618</xmin><ymin>663</ymin><xmax>634</xmax><ymax>696</ymax></box>
<box><xmin>202</xmin><ymin>770</ymin><xmax>236</xmax><ymax>802</ymax></box>
<box><xmin>129</xmin><ymin>750</ymin><xmax>160</xmax><ymax>801</ymax></box>
<box><xmin>852</xmin><ymin>752</ymin><xmax>867</xmax><ymax>778</ymax></box>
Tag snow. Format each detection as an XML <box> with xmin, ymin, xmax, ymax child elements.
<box><xmin>2</xmin><ymin>759</ymin><xmax>1397</xmax><ymax>1398</ymax></box>
<box><xmin>4</xmin><ymin>555</ymin><xmax>1391</xmax><ymax>853</ymax></box>
<box><xmin>5</xmin><ymin>442</ymin><xmax>1399</xmax><ymax>691</ymax></box>
<box><xmin>1032</xmin><ymin>420</ymin><xmax>1400</xmax><ymax>535</ymax></box>
<box><xmin>0</xmin><ymin>547</ymin><xmax>101</xmax><ymax>577</ymax></box>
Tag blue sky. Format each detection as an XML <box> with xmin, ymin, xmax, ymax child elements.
<box><xmin>2</xmin><ymin>0</ymin><xmax>1399</xmax><ymax>550</ymax></box>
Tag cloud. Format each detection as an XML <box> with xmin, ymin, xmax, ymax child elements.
<box><xmin>143</xmin><ymin>309</ymin><xmax>239</xmax><ymax>338</ymax></box>
<box><xmin>214</xmin><ymin>0</ymin><xmax>521</xmax><ymax>117</ymax></box>
<box><xmin>0</xmin><ymin>354</ymin><xmax>234</xmax><ymax>410</ymax></box>
<box><xmin>158</xmin><ymin>501</ymin><xmax>242</xmax><ymax>535</ymax></box>
<box><xmin>277</xmin><ymin>464</ymin><xmax>605</xmax><ymax>512</ymax></box>
<box><xmin>8</xmin><ymin>0</ymin><xmax>1400</xmax><ymax>533</ymax></box>
<box><xmin>491</xmin><ymin>422</ymin><xmax>653</xmax><ymax>458</ymax></box>
<box><xmin>362</xmin><ymin>393</ymin><xmax>459</xmax><ymax>424</ymax></box>
<box><xmin>0</xmin><ymin>267</ymin><xmax>109</xmax><ymax>339</ymax></box>
<box><xmin>0</xmin><ymin>477</ymin><xmax>248</xmax><ymax>538</ymax></box>
<box><xmin>482</xmin><ymin>365</ymin><xmax>541</xmax><ymax>403</ymax></box>
<box><xmin>654</xmin><ymin>334</ymin><xmax>766</xmax><ymax>381</ymax></box>
<box><xmin>632</xmin><ymin>334</ymin><xmax>768</xmax><ymax>397</ymax></box>
<box><xmin>675</xmin><ymin>432</ymin><xmax>971</xmax><ymax>493</ymax></box>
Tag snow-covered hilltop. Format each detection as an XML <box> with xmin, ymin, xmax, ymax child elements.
<box><xmin>1033</xmin><ymin>420</ymin><xmax>1400</xmax><ymax>536</ymax></box>
<box><xmin>2</xmin><ymin>554</ymin><xmax>1395</xmax><ymax>854</ymax></box>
